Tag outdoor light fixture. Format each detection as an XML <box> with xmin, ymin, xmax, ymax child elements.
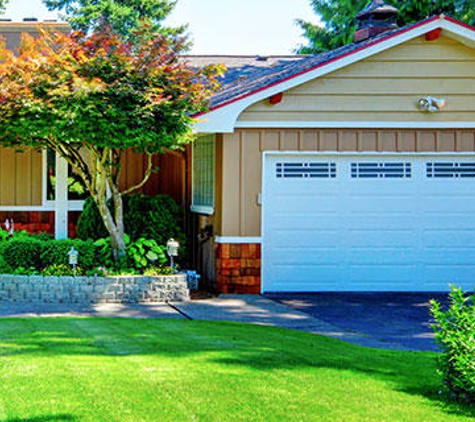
<box><xmin>68</xmin><ymin>246</ymin><xmax>79</xmax><ymax>277</ymax></box>
<box><xmin>418</xmin><ymin>96</ymin><xmax>447</xmax><ymax>113</ymax></box>
<box><xmin>166</xmin><ymin>238</ymin><xmax>180</xmax><ymax>274</ymax></box>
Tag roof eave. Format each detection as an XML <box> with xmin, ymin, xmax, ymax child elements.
<box><xmin>194</xmin><ymin>15</ymin><xmax>475</xmax><ymax>133</ymax></box>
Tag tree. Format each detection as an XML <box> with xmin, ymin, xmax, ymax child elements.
<box><xmin>0</xmin><ymin>27</ymin><xmax>223</xmax><ymax>259</ymax></box>
<box><xmin>42</xmin><ymin>0</ymin><xmax>184</xmax><ymax>39</ymax></box>
<box><xmin>297</xmin><ymin>0</ymin><xmax>475</xmax><ymax>54</ymax></box>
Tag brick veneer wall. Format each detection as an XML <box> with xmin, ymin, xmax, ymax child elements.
<box><xmin>215</xmin><ymin>243</ymin><xmax>261</xmax><ymax>294</ymax></box>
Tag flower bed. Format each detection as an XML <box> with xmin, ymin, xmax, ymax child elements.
<box><xmin>0</xmin><ymin>273</ymin><xmax>189</xmax><ymax>303</ymax></box>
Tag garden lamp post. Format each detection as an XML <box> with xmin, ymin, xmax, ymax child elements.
<box><xmin>68</xmin><ymin>246</ymin><xmax>79</xmax><ymax>277</ymax></box>
<box><xmin>166</xmin><ymin>238</ymin><xmax>180</xmax><ymax>274</ymax></box>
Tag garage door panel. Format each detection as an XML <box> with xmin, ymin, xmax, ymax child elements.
<box><xmin>348</xmin><ymin>265</ymin><xmax>418</xmax><ymax>283</ymax></box>
<box><xmin>345</xmin><ymin>230</ymin><xmax>416</xmax><ymax>247</ymax></box>
<box><xmin>263</xmin><ymin>154</ymin><xmax>475</xmax><ymax>292</ymax></box>
<box><xmin>347</xmin><ymin>248</ymin><xmax>416</xmax><ymax>264</ymax></box>
<box><xmin>269</xmin><ymin>215</ymin><xmax>342</xmax><ymax>229</ymax></box>
<box><xmin>422</xmin><ymin>230</ymin><xmax>475</xmax><ymax>247</ymax></box>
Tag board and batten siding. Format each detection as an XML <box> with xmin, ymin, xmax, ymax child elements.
<box><xmin>238</xmin><ymin>36</ymin><xmax>475</xmax><ymax>124</ymax></box>
<box><xmin>0</xmin><ymin>147</ymin><xmax>42</xmax><ymax>206</ymax></box>
<box><xmin>217</xmin><ymin>129</ymin><xmax>475</xmax><ymax>237</ymax></box>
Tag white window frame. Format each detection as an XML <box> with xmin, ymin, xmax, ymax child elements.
<box><xmin>191</xmin><ymin>134</ymin><xmax>215</xmax><ymax>215</ymax></box>
<box><xmin>43</xmin><ymin>149</ymin><xmax>86</xmax><ymax>212</ymax></box>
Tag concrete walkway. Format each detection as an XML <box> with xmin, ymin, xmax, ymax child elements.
<box><xmin>0</xmin><ymin>294</ymin><xmax>438</xmax><ymax>351</ymax></box>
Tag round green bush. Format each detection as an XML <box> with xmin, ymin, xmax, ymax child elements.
<box><xmin>1</xmin><ymin>238</ymin><xmax>45</xmax><ymax>271</ymax></box>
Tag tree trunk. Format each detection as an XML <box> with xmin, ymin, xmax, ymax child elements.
<box><xmin>94</xmin><ymin>187</ymin><xmax>127</xmax><ymax>260</ymax></box>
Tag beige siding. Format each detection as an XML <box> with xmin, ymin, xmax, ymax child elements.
<box><xmin>239</xmin><ymin>36</ymin><xmax>475</xmax><ymax>123</ymax></box>
<box><xmin>217</xmin><ymin>129</ymin><xmax>475</xmax><ymax>237</ymax></box>
<box><xmin>0</xmin><ymin>147</ymin><xmax>42</xmax><ymax>206</ymax></box>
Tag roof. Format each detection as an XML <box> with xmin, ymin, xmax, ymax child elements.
<box><xmin>190</xmin><ymin>15</ymin><xmax>475</xmax><ymax>132</ymax></box>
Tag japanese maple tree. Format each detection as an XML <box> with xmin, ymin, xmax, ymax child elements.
<box><xmin>0</xmin><ymin>27</ymin><xmax>223</xmax><ymax>259</ymax></box>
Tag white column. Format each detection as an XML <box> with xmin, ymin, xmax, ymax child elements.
<box><xmin>54</xmin><ymin>153</ymin><xmax>69</xmax><ymax>239</ymax></box>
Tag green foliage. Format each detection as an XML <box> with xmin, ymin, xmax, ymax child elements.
<box><xmin>77</xmin><ymin>194</ymin><xmax>185</xmax><ymax>246</ymax></box>
<box><xmin>128</xmin><ymin>238</ymin><xmax>167</xmax><ymax>269</ymax></box>
<box><xmin>1</xmin><ymin>238</ymin><xmax>45</xmax><ymax>271</ymax></box>
<box><xmin>40</xmin><ymin>238</ymin><xmax>98</xmax><ymax>270</ymax></box>
<box><xmin>42</xmin><ymin>263</ymin><xmax>84</xmax><ymax>276</ymax></box>
<box><xmin>76</xmin><ymin>196</ymin><xmax>109</xmax><ymax>241</ymax></box>
<box><xmin>43</xmin><ymin>0</ymin><xmax>185</xmax><ymax>40</ymax></box>
<box><xmin>297</xmin><ymin>0</ymin><xmax>475</xmax><ymax>54</ymax></box>
<box><xmin>430</xmin><ymin>285</ymin><xmax>475</xmax><ymax>403</ymax></box>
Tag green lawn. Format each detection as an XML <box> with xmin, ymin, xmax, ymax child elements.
<box><xmin>0</xmin><ymin>318</ymin><xmax>472</xmax><ymax>422</ymax></box>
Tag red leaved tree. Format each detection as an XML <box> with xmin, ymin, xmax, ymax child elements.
<box><xmin>0</xmin><ymin>27</ymin><xmax>223</xmax><ymax>259</ymax></box>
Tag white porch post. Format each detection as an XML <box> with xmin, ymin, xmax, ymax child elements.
<box><xmin>54</xmin><ymin>152</ymin><xmax>68</xmax><ymax>239</ymax></box>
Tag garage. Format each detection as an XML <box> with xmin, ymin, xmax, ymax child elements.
<box><xmin>262</xmin><ymin>153</ymin><xmax>475</xmax><ymax>292</ymax></box>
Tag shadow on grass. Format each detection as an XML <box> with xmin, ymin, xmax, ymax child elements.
<box><xmin>0</xmin><ymin>317</ymin><xmax>473</xmax><ymax>419</ymax></box>
<box><xmin>7</xmin><ymin>415</ymin><xmax>76</xmax><ymax>422</ymax></box>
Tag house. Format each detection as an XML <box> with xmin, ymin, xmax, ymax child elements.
<box><xmin>189</xmin><ymin>3</ymin><xmax>475</xmax><ymax>293</ymax></box>
<box><xmin>3</xmin><ymin>5</ymin><xmax>475</xmax><ymax>295</ymax></box>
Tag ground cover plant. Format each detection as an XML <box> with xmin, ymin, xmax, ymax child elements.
<box><xmin>0</xmin><ymin>318</ymin><xmax>473</xmax><ymax>422</ymax></box>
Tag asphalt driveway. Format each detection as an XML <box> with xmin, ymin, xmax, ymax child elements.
<box><xmin>266</xmin><ymin>292</ymin><xmax>449</xmax><ymax>352</ymax></box>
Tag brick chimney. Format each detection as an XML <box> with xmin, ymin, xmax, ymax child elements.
<box><xmin>354</xmin><ymin>0</ymin><xmax>399</xmax><ymax>43</ymax></box>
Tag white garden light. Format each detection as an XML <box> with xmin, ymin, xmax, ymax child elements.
<box><xmin>166</xmin><ymin>238</ymin><xmax>180</xmax><ymax>273</ymax></box>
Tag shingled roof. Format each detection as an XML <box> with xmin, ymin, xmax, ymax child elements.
<box><xmin>188</xmin><ymin>15</ymin><xmax>451</xmax><ymax>112</ymax></box>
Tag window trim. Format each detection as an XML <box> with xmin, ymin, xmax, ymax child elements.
<box><xmin>191</xmin><ymin>134</ymin><xmax>216</xmax><ymax>215</ymax></box>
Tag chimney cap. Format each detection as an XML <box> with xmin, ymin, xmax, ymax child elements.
<box><xmin>356</xmin><ymin>0</ymin><xmax>399</xmax><ymax>20</ymax></box>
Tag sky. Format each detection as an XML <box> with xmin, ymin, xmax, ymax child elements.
<box><xmin>2</xmin><ymin>0</ymin><xmax>319</xmax><ymax>55</ymax></box>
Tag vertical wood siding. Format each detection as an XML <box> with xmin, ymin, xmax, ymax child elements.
<box><xmin>0</xmin><ymin>147</ymin><xmax>42</xmax><ymax>206</ymax></box>
<box><xmin>218</xmin><ymin>129</ymin><xmax>475</xmax><ymax>237</ymax></box>
<box><xmin>238</xmin><ymin>36</ymin><xmax>475</xmax><ymax>123</ymax></box>
<box><xmin>119</xmin><ymin>150</ymin><xmax>186</xmax><ymax>206</ymax></box>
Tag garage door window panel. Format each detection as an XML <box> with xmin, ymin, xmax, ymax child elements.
<box><xmin>351</xmin><ymin>162</ymin><xmax>412</xmax><ymax>179</ymax></box>
<box><xmin>426</xmin><ymin>162</ymin><xmax>475</xmax><ymax>178</ymax></box>
<box><xmin>276</xmin><ymin>162</ymin><xmax>336</xmax><ymax>178</ymax></box>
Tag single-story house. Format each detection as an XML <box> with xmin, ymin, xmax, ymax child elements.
<box><xmin>189</xmin><ymin>3</ymin><xmax>475</xmax><ymax>293</ymax></box>
<box><xmin>4</xmin><ymin>3</ymin><xmax>475</xmax><ymax>294</ymax></box>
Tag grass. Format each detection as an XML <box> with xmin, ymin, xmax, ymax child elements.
<box><xmin>0</xmin><ymin>318</ymin><xmax>472</xmax><ymax>422</ymax></box>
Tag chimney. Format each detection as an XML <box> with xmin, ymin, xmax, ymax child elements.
<box><xmin>354</xmin><ymin>0</ymin><xmax>399</xmax><ymax>43</ymax></box>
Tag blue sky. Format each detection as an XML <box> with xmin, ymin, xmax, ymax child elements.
<box><xmin>3</xmin><ymin>0</ymin><xmax>318</xmax><ymax>55</ymax></box>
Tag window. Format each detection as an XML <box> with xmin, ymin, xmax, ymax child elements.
<box><xmin>191</xmin><ymin>135</ymin><xmax>215</xmax><ymax>214</ymax></box>
<box><xmin>45</xmin><ymin>149</ymin><xmax>88</xmax><ymax>201</ymax></box>
<box><xmin>276</xmin><ymin>162</ymin><xmax>336</xmax><ymax>178</ymax></box>
<box><xmin>351</xmin><ymin>162</ymin><xmax>412</xmax><ymax>179</ymax></box>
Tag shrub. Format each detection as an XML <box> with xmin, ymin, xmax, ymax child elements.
<box><xmin>40</xmin><ymin>238</ymin><xmax>98</xmax><ymax>271</ymax></box>
<box><xmin>76</xmin><ymin>197</ymin><xmax>109</xmax><ymax>240</ymax></box>
<box><xmin>430</xmin><ymin>285</ymin><xmax>475</xmax><ymax>403</ymax></box>
<box><xmin>1</xmin><ymin>238</ymin><xmax>45</xmax><ymax>271</ymax></box>
<box><xmin>76</xmin><ymin>193</ymin><xmax>185</xmax><ymax>248</ymax></box>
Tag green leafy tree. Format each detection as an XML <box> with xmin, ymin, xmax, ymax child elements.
<box><xmin>0</xmin><ymin>27</ymin><xmax>223</xmax><ymax>259</ymax></box>
<box><xmin>297</xmin><ymin>0</ymin><xmax>475</xmax><ymax>54</ymax></box>
<box><xmin>42</xmin><ymin>0</ymin><xmax>184</xmax><ymax>39</ymax></box>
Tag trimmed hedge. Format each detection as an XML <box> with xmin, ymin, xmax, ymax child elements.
<box><xmin>0</xmin><ymin>237</ymin><xmax>99</xmax><ymax>273</ymax></box>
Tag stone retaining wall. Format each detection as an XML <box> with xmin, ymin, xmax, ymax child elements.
<box><xmin>0</xmin><ymin>274</ymin><xmax>189</xmax><ymax>303</ymax></box>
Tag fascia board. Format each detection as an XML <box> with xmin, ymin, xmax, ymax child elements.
<box><xmin>194</xmin><ymin>16</ymin><xmax>475</xmax><ymax>134</ymax></box>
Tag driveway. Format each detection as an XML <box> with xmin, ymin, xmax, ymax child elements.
<box><xmin>266</xmin><ymin>292</ymin><xmax>449</xmax><ymax>352</ymax></box>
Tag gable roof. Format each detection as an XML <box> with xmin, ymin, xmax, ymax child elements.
<box><xmin>194</xmin><ymin>15</ymin><xmax>475</xmax><ymax>133</ymax></box>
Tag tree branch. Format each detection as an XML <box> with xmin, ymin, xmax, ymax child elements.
<box><xmin>121</xmin><ymin>153</ymin><xmax>153</xmax><ymax>195</ymax></box>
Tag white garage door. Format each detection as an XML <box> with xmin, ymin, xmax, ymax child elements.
<box><xmin>262</xmin><ymin>154</ymin><xmax>475</xmax><ymax>292</ymax></box>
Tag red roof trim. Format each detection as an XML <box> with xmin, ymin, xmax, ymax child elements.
<box><xmin>196</xmin><ymin>15</ymin><xmax>471</xmax><ymax>118</ymax></box>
